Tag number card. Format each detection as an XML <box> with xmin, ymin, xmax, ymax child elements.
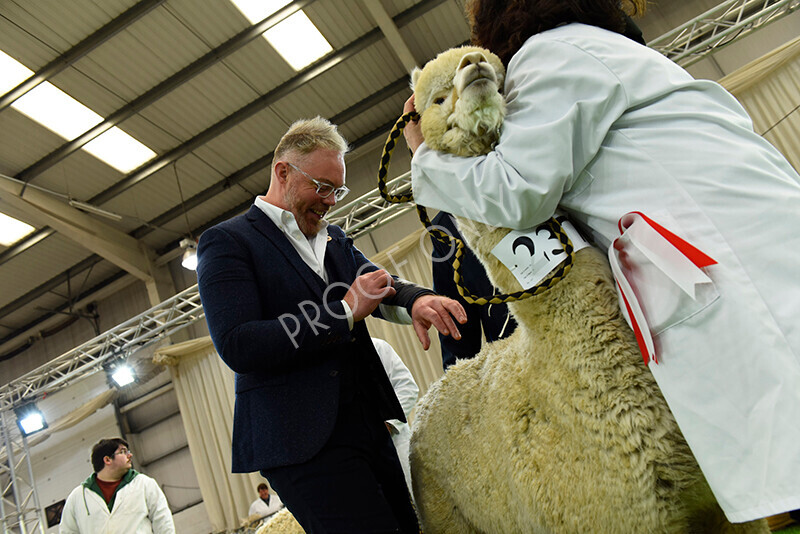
<box><xmin>490</xmin><ymin>217</ymin><xmax>590</xmax><ymax>289</ymax></box>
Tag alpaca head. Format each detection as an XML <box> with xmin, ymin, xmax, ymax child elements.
<box><xmin>411</xmin><ymin>47</ymin><xmax>520</xmax><ymax>293</ymax></box>
<box><xmin>411</xmin><ymin>46</ymin><xmax>506</xmax><ymax>157</ymax></box>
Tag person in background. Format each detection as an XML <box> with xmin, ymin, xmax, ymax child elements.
<box><xmin>197</xmin><ymin>116</ymin><xmax>466</xmax><ymax>533</ymax></box>
<box><xmin>60</xmin><ymin>438</ymin><xmax>175</xmax><ymax>534</ymax></box>
<box><xmin>249</xmin><ymin>482</ymin><xmax>284</xmax><ymax>520</ymax></box>
<box><xmin>403</xmin><ymin>0</ymin><xmax>800</xmax><ymax>523</ymax></box>
<box><xmin>430</xmin><ymin>211</ymin><xmax>516</xmax><ymax>369</ymax></box>
<box><xmin>372</xmin><ymin>337</ymin><xmax>419</xmax><ymax>493</ymax></box>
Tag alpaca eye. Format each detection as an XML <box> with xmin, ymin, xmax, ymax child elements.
<box><xmin>433</xmin><ymin>97</ymin><xmax>445</xmax><ymax>105</ymax></box>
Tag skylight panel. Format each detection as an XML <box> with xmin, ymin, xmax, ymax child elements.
<box><xmin>0</xmin><ymin>50</ymin><xmax>33</xmax><ymax>94</ymax></box>
<box><xmin>84</xmin><ymin>127</ymin><xmax>156</xmax><ymax>174</ymax></box>
<box><xmin>13</xmin><ymin>83</ymin><xmax>104</xmax><ymax>139</ymax></box>
<box><xmin>264</xmin><ymin>12</ymin><xmax>333</xmax><ymax>70</ymax></box>
<box><xmin>230</xmin><ymin>0</ymin><xmax>333</xmax><ymax>71</ymax></box>
<box><xmin>1</xmin><ymin>49</ymin><xmax>156</xmax><ymax>173</ymax></box>
<box><xmin>0</xmin><ymin>212</ymin><xmax>35</xmax><ymax>246</ymax></box>
<box><xmin>230</xmin><ymin>0</ymin><xmax>291</xmax><ymax>22</ymax></box>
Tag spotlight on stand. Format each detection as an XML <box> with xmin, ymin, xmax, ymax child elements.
<box><xmin>180</xmin><ymin>238</ymin><xmax>198</xmax><ymax>270</ymax></box>
<box><xmin>15</xmin><ymin>403</ymin><xmax>47</xmax><ymax>436</ymax></box>
<box><xmin>110</xmin><ymin>364</ymin><xmax>136</xmax><ymax>387</ymax></box>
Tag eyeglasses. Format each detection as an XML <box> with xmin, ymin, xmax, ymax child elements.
<box><xmin>286</xmin><ymin>162</ymin><xmax>350</xmax><ymax>202</ymax></box>
<box><xmin>113</xmin><ymin>448</ymin><xmax>132</xmax><ymax>456</ymax></box>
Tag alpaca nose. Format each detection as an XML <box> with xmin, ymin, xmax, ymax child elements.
<box><xmin>458</xmin><ymin>51</ymin><xmax>488</xmax><ymax>71</ymax></box>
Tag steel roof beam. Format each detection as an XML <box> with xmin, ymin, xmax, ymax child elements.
<box><xmin>0</xmin><ymin>0</ymin><xmax>165</xmax><ymax>112</ymax></box>
<box><xmin>14</xmin><ymin>0</ymin><xmax>315</xmax><ymax>184</ymax></box>
<box><xmin>89</xmin><ymin>0</ymin><xmax>448</xmax><ymax>206</ymax></box>
<box><xmin>0</xmin><ymin>0</ymin><xmax>446</xmax><ymax>269</ymax></box>
<box><xmin>132</xmin><ymin>76</ymin><xmax>410</xmax><ymax>241</ymax></box>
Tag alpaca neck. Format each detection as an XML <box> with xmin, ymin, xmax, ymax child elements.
<box><xmin>454</xmin><ymin>216</ymin><xmax>632</xmax><ymax>359</ymax></box>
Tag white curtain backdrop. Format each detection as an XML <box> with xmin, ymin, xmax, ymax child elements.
<box><xmin>720</xmin><ymin>34</ymin><xmax>800</xmax><ymax>172</ymax></box>
<box><xmin>153</xmin><ymin>338</ymin><xmax>262</xmax><ymax>532</ymax></box>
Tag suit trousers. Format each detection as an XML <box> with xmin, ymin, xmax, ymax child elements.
<box><xmin>262</xmin><ymin>382</ymin><xmax>419</xmax><ymax>534</ymax></box>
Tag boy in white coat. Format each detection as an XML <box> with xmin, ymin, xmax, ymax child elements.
<box><xmin>60</xmin><ymin>438</ymin><xmax>174</xmax><ymax>534</ymax></box>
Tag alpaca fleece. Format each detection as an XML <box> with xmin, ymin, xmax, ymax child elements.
<box><xmin>408</xmin><ymin>45</ymin><xmax>768</xmax><ymax>534</ymax></box>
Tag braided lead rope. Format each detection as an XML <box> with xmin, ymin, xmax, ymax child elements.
<box><xmin>377</xmin><ymin>112</ymin><xmax>575</xmax><ymax>305</ymax></box>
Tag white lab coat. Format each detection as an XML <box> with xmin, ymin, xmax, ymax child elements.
<box><xmin>60</xmin><ymin>471</ymin><xmax>175</xmax><ymax>534</ymax></box>
<box><xmin>372</xmin><ymin>337</ymin><xmax>419</xmax><ymax>493</ymax></box>
<box><xmin>248</xmin><ymin>493</ymin><xmax>283</xmax><ymax>519</ymax></box>
<box><xmin>411</xmin><ymin>23</ymin><xmax>800</xmax><ymax>522</ymax></box>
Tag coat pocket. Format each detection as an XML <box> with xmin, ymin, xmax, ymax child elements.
<box><xmin>235</xmin><ymin>372</ymin><xmax>287</xmax><ymax>393</ymax></box>
<box><xmin>609</xmin><ymin>211</ymin><xmax>719</xmax><ymax>363</ymax></box>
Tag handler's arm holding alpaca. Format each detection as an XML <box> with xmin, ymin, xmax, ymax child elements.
<box><xmin>404</xmin><ymin>0</ymin><xmax>800</xmax><ymax>523</ymax></box>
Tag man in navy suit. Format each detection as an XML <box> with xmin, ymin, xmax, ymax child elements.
<box><xmin>197</xmin><ymin>117</ymin><xmax>465</xmax><ymax>533</ymax></box>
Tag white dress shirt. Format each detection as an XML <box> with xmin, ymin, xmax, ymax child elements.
<box><xmin>255</xmin><ymin>197</ymin><xmax>413</xmax><ymax>327</ymax></box>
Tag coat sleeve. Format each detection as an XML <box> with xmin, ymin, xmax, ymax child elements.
<box><xmin>197</xmin><ymin>225</ymin><xmax>352</xmax><ymax>374</ymax></box>
<box><xmin>430</xmin><ymin>213</ymin><xmax>488</xmax><ymax>362</ymax></box>
<box><xmin>411</xmin><ymin>36</ymin><xmax>629</xmax><ymax>230</ymax></box>
<box><xmin>144</xmin><ymin>477</ymin><xmax>175</xmax><ymax>534</ymax></box>
<box><xmin>341</xmin><ymin>232</ymin><xmax>435</xmax><ymax>320</ymax></box>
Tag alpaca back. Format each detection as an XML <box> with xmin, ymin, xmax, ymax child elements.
<box><xmin>411</xmin><ymin>248</ymin><xmax>710</xmax><ymax>533</ymax></box>
<box><xmin>409</xmin><ymin>44</ymin><xmax>768</xmax><ymax>534</ymax></box>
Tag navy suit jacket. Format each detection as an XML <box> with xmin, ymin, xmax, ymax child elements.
<box><xmin>430</xmin><ymin>212</ymin><xmax>516</xmax><ymax>368</ymax></box>
<box><xmin>197</xmin><ymin>205</ymin><xmax>426</xmax><ymax>473</ymax></box>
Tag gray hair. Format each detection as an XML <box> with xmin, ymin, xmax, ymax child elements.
<box><xmin>273</xmin><ymin>116</ymin><xmax>349</xmax><ymax>167</ymax></box>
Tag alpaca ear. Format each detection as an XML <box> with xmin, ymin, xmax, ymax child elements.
<box><xmin>410</xmin><ymin>67</ymin><xmax>422</xmax><ymax>92</ymax></box>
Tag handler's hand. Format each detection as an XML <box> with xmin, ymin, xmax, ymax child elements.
<box><xmin>411</xmin><ymin>295</ymin><xmax>467</xmax><ymax>350</ymax></box>
<box><xmin>403</xmin><ymin>95</ymin><xmax>424</xmax><ymax>154</ymax></box>
<box><xmin>344</xmin><ymin>270</ymin><xmax>397</xmax><ymax>322</ymax></box>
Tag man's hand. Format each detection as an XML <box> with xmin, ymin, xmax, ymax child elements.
<box><xmin>411</xmin><ymin>295</ymin><xmax>467</xmax><ymax>350</ymax></box>
<box><xmin>344</xmin><ymin>270</ymin><xmax>397</xmax><ymax>322</ymax></box>
<box><xmin>403</xmin><ymin>95</ymin><xmax>424</xmax><ymax>154</ymax></box>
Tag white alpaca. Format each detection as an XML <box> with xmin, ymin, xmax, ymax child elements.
<box><xmin>255</xmin><ymin>508</ymin><xmax>305</xmax><ymax>534</ymax></box>
<box><xmin>408</xmin><ymin>46</ymin><xmax>769</xmax><ymax>534</ymax></box>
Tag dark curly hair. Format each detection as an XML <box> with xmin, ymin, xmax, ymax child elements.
<box><xmin>91</xmin><ymin>437</ymin><xmax>129</xmax><ymax>473</ymax></box>
<box><xmin>465</xmin><ymin>0</ymin><xmax>647</xmax><ymax>65</ymax></box>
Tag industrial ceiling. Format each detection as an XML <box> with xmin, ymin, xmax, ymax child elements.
<box><xmin>0</xmin><ymin>0</ymin><xmax>473</xmax><ymax>366</ymax></box>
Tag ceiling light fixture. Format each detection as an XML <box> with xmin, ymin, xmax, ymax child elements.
<box><xmin>68</xmin><ymin>200</ymin><xmax>124</xmax><ymax>221</ymax></box>
<box><xmin>0</xmin><ymin>211</ymin><xmax>36</xmax><ymax>246</ymax></box>
<box><xmin>229</xmin><ymin>0</ymin><xmax>332</xmax><ymax>71</ymax></box>
<box><xmin>264</xmin><ymin>11</ymin><xmax>333</xmax><ymax>70</ymax></box>
<box><xmin>0</xmin><ymin>49</ymin><xmax>156</xmax><ymax>173</ymax></box>
<box><xmin>14</xmin><ymin>402</ymin><xmax>47</xmax><ymax>436</ymax></box>
<box><xmin>180</xmin><ymin>238</ymin><xmax>198</xmax><ymax>270</ymax></box>
<box><xmin>110</xmin><ymin>364</ymin><xmax>136</xmax><ymax>387</ymax></box>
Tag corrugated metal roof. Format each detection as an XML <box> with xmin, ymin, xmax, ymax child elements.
<box><xmin>1</xmin><ymin>0</ymin><xmax>798</xmax><ymax>367</ymax></box>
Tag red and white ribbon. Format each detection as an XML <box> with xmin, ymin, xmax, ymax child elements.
<box><xmin>608</xmin><ymin>212</ymin><xmax>717</xmax><ymax>365</ymax></box>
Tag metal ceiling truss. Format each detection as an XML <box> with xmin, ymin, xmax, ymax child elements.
<box><xmin>3</xmin><ymin>0</ymin><xmax>797</xmax><ymax>412</ymax></box>
<box><xmin>0</xmin><ymin>285</ymin><xmax>203</xmax><ymax>412</ymax></box>
<box><xmin>648</xmin><ymin>0</ymin><xmax>800</xmax><ymax>67</ymax></box>
<box><xmin>0</xmin><ymin>411</ymin><xmax>45</xmax><ymax>534</ymax></box>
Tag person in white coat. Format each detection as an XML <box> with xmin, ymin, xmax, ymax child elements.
<box><xmin>372</xmin><ymin>337</ymin><xmax>419</xmax><ymax>493</ymax></box>
<box><xmin>248</xmin><ymin>482</ymin><xmax>284</xmax><ymax>520</ymax></box>
<box><xmin>403</xmin><ymin>0</ymin><xmax>800</xmax><ymax>523</ymax></box>
<box><xmin>60</xmin><ymin>438</ymin><xmax>175</xmax><ymax>534</ymax></box>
